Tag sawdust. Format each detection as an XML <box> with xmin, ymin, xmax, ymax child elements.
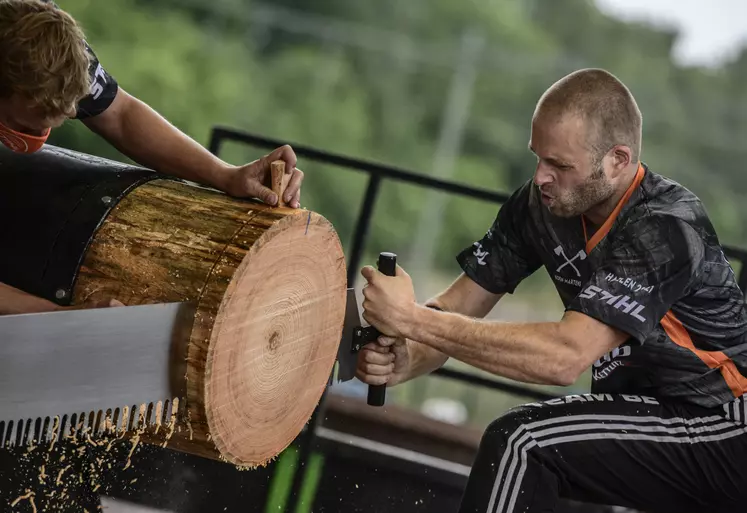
<box><xmin>186</xmin><ymin>410</ymin><xmax>194</xmax><ymax>441</ymax></box>
<box><xmin>122</xmin><ymin>431</ymin><xmax>141</xmax><ymax>471</ymax></box>
<box><xmin>161</xmin><ymin>417</ymin><xmax>176</xmax><ymax>448</ymax></box>
<box><xmin>55</xmin><ymin>465</ymin><xmax>71</xmax><ymax>486</ymax></box>
<box><xmin>10</xmin><ymin>490</ymin><xmax>34</xmax><ymax>507</ymax></box>
<box><xmin>48</xmin><ymin>417</ymin><xmax>60</xmax><ymax>453</ymax></box>
<box><xmin>6</xmin><ymin>398</ymin><xmax>185</xmax><ymax>511</ymax></box>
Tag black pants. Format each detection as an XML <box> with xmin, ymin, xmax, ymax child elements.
<box><xmin>457</xmin><ymin>393</ymin><xmax>747</xmax><ymax>513</ymax></box>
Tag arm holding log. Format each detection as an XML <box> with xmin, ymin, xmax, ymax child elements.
<box><xmin>0</xmin><ymin>282</ymin><xmax>123</xmax><ymax>315</ymax></box>
<box><xmin>0</xmin><ymin>282</ymin><xmax>61</xmax><ymax>315</ymax></box>
<box><xmin>82</xmin><ymin>89</ymin><xmax>304</xmax><ymax>208</ymax></box>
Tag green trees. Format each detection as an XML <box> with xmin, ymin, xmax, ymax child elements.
<box><xmin>54</xmin><ymin>0</ymin><xmax>747</xmax><ymax>263</ymax></box>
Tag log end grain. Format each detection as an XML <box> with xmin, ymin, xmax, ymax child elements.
<box><xmin>204</xmin><ymin>209</ymin><xmax>347</xmax><ymax>467</ymax></box>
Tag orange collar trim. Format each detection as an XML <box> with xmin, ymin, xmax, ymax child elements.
<box><xmin>583</xmin><ymin>163</ymin><xmax>645</xmax><ymax>253</ymax></box>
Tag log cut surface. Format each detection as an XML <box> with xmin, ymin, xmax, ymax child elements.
<box><xmin>72</xmin><ymin>178</ymin><xmax>347</xmax><ymax>467</ymax></box>
<box><xmin>205</xmin><ymin>210</ymin><xmax>347</xmax><ymax>466</ymax></box>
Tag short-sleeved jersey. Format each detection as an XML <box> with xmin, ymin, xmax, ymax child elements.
<box><xmin>73</xmin><ymin>41</ymin><xmax>119</xmax><ymax>119</ymax></box>
<box><xmin>42</xmin><ymin>1</ymin><xmax>119</xmax><ymax>119</ymax></box>
<box><xmin>457</xmin><ymin>163</ymin><xmax>747</xmax><ymax>408</ymax></box>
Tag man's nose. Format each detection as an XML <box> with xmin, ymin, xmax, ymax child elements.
<box><xmin>533</xmin><ymin>161</ymin><xmax>554</xmax><ymax>187</ymax></box>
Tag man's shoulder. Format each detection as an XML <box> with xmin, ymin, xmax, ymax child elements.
<box><xmin>614</xmin><ymin>166</ymin><xmax>720</xmax><ymax>258</ymax></box>
<box><xmin>621</xmin><ymin>166</ymin><xmax>715</xmax><ymax>238</ymax></box>
<box><xmin>636</xmin><ymin>166</ymin><xmax>707</xmax><ymax>221</ymax></box>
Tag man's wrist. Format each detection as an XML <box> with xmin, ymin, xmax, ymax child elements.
<box><xmin>405</xmin><ymin>303</ymin><xmax>440</xmax><ymax>343</ymax></box>
<box><xmin>204</xmin><ymin>161</ymin><xmax>236</xmax><ymax>192</ymax></box>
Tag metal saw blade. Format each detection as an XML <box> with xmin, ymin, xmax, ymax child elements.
<box><xmin>0</xmin><ymin>301</ymin><xmax>195</xmax><ymax>447</ymax></box>
<box><xmin>335</xmin><ymin>288</ymin><xmax>361</xmax><ymax>383</ymax></box>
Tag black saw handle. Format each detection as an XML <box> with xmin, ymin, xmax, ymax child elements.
<box><xmin>367</xmin><ymin>252</ymin><xmax>397</xmax><ymax>407</ymax></box>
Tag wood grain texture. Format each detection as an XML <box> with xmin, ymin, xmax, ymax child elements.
<box><xmin>72</xmin><ymin>178</ymin><xmax>347</xmax><ymax>467</ymax></box>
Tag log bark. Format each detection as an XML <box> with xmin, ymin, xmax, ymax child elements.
<box><xmin>71</xmin><ymin>176</ymin><xmax>347</xmax><ymax>468</ymax></box>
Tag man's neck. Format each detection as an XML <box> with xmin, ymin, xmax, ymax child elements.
<box><xmin>584</xmin><ymin>164</ymin><xmax>640</xmax><ymax>227</ymax></box>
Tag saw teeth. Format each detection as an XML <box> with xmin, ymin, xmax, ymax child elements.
<box><xmin>0</xmin><ymin>398</ymin><xmax>184</xmax><ymax>449</ymax></box>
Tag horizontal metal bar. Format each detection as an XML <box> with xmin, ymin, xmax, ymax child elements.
<box><xmin>208</xmin><ymin>126</ymin><xmax>747</xmax><ymax>266</ymax></box>
<box><xmin>317</xmin><ymin>426</ymin><xmax>471</xmax><ymax>476</ymax></box>
<box><xmin>432</xmin><ymin>368</ymin><xmax>559</xmax><ymax>401</ymax></box>
<box><xmin>211</xmin><ymin>127</ymin><xmax>511</xmax><ymax>204</ymax></box>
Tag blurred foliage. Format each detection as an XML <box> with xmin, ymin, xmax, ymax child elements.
<box><xmin>52</xmin><ymin>0</ymin><xmax>747</xmax><ymax>426</ymax></box>
<box><xmin>54</xmin><ymin>0</ymin><xmax>747</xmax><ymax>263</ymax></box>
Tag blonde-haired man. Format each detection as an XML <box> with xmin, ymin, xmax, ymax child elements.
<box><xmin>0</xmin><ymin>0</ymin><xmax>304</xmax><ymax>316</ymax></box>
<box><xmin>0</xmin><ymin>0</ymin><xmax>304</xmax><ymax>509</ymax></box>
<box><xmin>358</xmin><ymin>68</ymin><xmax>747</xmax><ymax>512</ymax></box>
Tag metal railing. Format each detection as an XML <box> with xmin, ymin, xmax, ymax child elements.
<box><xmin>207</xmin><ymin>125</ymin><xmax>747</xmax><ymax>512</ymax></box>
<box><xmin>208</xmin><ymin>126</ymin><xmax>747</xmax><ymax>292</ymax></box>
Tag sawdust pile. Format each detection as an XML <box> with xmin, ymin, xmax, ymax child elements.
<box><xmin>3</xmin><ymin>400</ymin><xmax>183</xmax><ymax>512</ymax></box>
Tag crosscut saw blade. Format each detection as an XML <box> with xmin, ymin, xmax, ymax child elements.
<box><xmin>0</xmin><ymin>301</ymin><xmax>194</xmax><ymax>448</ymax></box>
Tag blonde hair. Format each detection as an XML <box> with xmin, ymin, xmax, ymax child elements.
<box><xmin>0</xmin><ymin>0</ymin><xmax>91</xmax><ymax>117</ymax></box>
<box><xmin>535</xmin><ymin>68</ymin><xmax>643</xmax><ymax>163</ymax></box>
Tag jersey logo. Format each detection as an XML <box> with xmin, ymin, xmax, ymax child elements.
<box><xmin>553</xmin><ymin>245</ymin><xmax>586</xmax><ymax>277</ymax></box>
<box><xmin>579</xmin><ymin>285</ymin><xmax>647</xmax><ymax>322</ymax></box>
<box><xmin>472</xmin><ymin>242</ymin><xmax>488</xmax><ymax>266</ymax></box>
<box><xmin>90</xmin><ymin>64</ymin><xmax>107</xmax><ymax>100</ymax></box>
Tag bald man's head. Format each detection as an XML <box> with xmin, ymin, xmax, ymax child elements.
<box><xmin>529</xmin><ymin>69</ymin><xmax>644</xmax><ymax>222</ymax></box>
<box><xmin>534</xmin><ymin>68</ymin><xmax>642</xmax><ymax>164</ymax></box>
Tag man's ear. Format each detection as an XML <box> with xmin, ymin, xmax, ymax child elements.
<box><xmin>609</xmin><ymin>145</ymin><xmax>633</xmax><ymax>177</ymax></box>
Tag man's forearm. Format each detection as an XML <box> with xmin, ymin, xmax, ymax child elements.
<box><xmin>402</xmin><ymin>340</ymin><xmax>449</xmax><ymax>383</ymax></box>
<box><xmin>405</xmin><ymin>306</ymin><xmax>580</xmax><ymax>386</ymax></box>
<box><xmin>88</xmin><ymin>92</ymin><xmax>233</xmax><ymax>190</ymax></box>
<box><xmin>396</xmin><ymin>288</ymin><xmax>501</xmax><ymax>384</ymax></box>
<box><xmin>0</xmin><ymin>282</ymin><xmax>61</xmax><ymax>315</ymax></box>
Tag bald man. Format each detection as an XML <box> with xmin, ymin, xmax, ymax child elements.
<box><xmin>356</xmin><ymin>68</ymin><xmax>747</xmax><ymax>513</ymax></box>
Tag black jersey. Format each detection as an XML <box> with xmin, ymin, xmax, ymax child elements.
<box><xmin>73</xmin><ymin>40</ymin><xmax>119</xmax><ymax>119</ymax></box>
<box><xmin>457</xmin><ymin>163</ymin><xmax>747</xmax><ymax>408</ymax></box>
<box><xmin>42</xmin><ymin>1</ymin><xmax>119</xmax><ymax>119</ymax></box>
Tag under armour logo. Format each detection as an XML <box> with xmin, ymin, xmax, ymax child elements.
<box><xmin>554</xmin><ymin>245</ymin><xmax>586</xmax><ymax>277</ymax></box>
<box><xmin>473</xmin><ymin>242</ymin><xmax>488</xmax><ymax>266</ymax></box>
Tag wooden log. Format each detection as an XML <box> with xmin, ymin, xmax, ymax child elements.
<box><xmin>70</xmin><ymin>170</ymin><xmax>347</xmax><ymax>468</ymax></box>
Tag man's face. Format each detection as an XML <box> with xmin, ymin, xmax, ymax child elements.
<box><xmin>529</xmin><ymin>113</ymin><xmax>614</xmax><ymax>218</ymax></box>
<box><xmin>0</xmin><ymin>94</ymin><xmax>70</xmax><ymax>136</ymax></box>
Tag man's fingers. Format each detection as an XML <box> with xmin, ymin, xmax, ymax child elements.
<box><xmin>361</xmin><ymin>310</ymin><xmax>384</xmax><ymax>329</ymax></box>
<box><xmin>376</xmin><ymin>335</ymin><xmax>399</xmax><ymax>348</ymax></box>
<box><xmin>361</xmin><ymin>310</ymin><xmax>372</xmax><ymax>326</ymax></box>
<box><xmin>362</xmin><ymin>345</ymin><xmax>394</xmax><ymax>361</ymax></box>
<box><xmin>362</xmin><ymin>362</ymin><xmax>395</xmax><ymax>376</ymax></box>
<box><xmin>108</xmin><ymin>299</ymin><xmax>125</xmax><ymax>308</ymax></box>
<box><xmin>265</xmin><ymin>144</ymin><xmax>297</xmax><ymax>171</ymax></box>
<box><xmin>283</xmin><ymin>168</ymin><xmax>304</xmax><ymax>205</ymax></box>
<box><xmin>363</xmin><ymin>343</ymin><xmax>391</xmax><ymax>355</ymax></box>
<box><xmin>291</xmin><ymin>189</ymin><xmax>301</xmax><ymax>209</ymax></box>
<box><xmin>355</xmin><ymin>369</ymin><xmax>388</xmax><ymax>386</ymax></box>
<box><xmin>246</xmin><ymin>181</ymin><xmax>278</xmax><ymax>206</ymax></box>
<box><xmin>360</xmin><ymin>265</ymin><xmax>376</xmax><ymax>282</ymax></box>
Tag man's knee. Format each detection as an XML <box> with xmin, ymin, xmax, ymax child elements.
<box><xmin>481</xmin><ymin>402</ymin><xmax>545</xmax><ymax>447</ymax></box>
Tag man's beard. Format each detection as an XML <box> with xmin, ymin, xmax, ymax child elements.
<box><xmin>545</xmin><ymin>160</ymin><xmax>614</xmax><ymax>218</ymax></box>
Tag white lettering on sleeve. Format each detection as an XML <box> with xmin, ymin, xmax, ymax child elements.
<box><xmin>579</xmin><ymin>286</ymin><xmax>647</xmax><ymax>322</ymax></box>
